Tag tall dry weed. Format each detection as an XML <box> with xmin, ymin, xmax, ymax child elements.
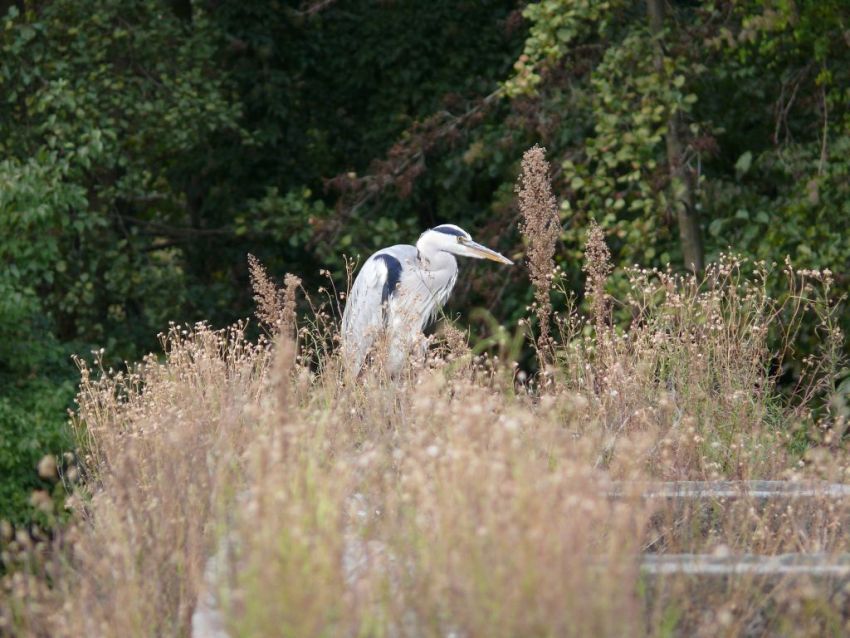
<box><xmin>247</xmin><ymin>253</ymin><xmax>301</xmax><ymax>340</ymax></box>
<box><xmin>517</xmin><ymin>144</ymin><xmax>560</xmax><ymax>363</ymax></box>
<box><xmin>583</xmin><ymin>220</ymin><xmax>612</xmax><ymax>336</ymax></box>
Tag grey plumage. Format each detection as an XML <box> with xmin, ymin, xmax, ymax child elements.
<box><xmin>341</xmin><ymin>224</ymin><xmax>512</xmax><ymax>375</ymax></box>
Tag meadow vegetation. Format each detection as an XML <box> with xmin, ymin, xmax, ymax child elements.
<box><xmin>2</xmin><ymin>0</ymin><xmax>850</xmax><ymax>531</ymax></box>
<box><xmin>2</xmin><ymin>153</ymin><xmax>847</xmax><ymax>635</ymax></box>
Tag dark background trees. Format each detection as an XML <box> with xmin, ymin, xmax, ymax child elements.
<box><xmin>0</xmin><ymin>0</ymin><xmax>847</xmax><ymax>526</ymax></box>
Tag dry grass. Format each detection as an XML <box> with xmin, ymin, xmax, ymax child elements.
<box><xmin>2</xmin><ymin>242</ymin><xmax>848</xmax><ymax>635</ymax></box>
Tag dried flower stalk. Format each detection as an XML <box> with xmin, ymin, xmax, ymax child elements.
<box><xmin>516</xmin><ymin>145</ymin><xmax>561</xmax><ymax>358</ymax></box>
<box><xmin>281</xmin><ymin>274</ymin><xmax>301</xmax><ymax>339</ymax></box>
<box><xmin>248</xmin><ymin>253</ymin><xmax>301</xmax><ymax>339</ymax></box>
<box><xmin>583</xmin><ymin>221</ymin><xmax>612</xmax><ymax>336</ymax></box>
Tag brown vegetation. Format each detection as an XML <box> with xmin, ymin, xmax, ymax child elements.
<box><xmin>516</xmin><ymin>144</ymin><xmax>560</xmax><ymax>361</ymax></box>
<box><xmin>2</xmin><ymin>232</ymin><xmax>848</xmax><ymax>637</ymax></box>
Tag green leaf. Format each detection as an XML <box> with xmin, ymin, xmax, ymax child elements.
<box><xmin>708</xmin><ymin>219</ymin><xmax>726</xmax><ymax>237</ymax></box>
<box><xmin>735</xmin><ymin>151</ymin><xmax>753</xmax><ymax>175</ymax></box>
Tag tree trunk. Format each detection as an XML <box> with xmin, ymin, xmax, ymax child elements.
<box><xmin>646</xmin><ymin>0</ymin><xmax>704</xmax><ymax>274</ymax></box>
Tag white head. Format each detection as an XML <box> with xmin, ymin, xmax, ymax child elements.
<box><xmin>416</xmin><ymin>224</ymin><xmax>513</xmax><ymax>265</ymax></box>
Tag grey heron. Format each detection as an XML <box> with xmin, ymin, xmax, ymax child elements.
<box><xmin>341</xmin><ymin>224</ymin><xmax>513</xmax><ymax>375</ymax></box>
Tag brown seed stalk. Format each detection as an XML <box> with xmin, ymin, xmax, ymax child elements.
<box><xmin>583</xmin><ymin>221</ymin><xmax>612</xmax><ymax>337</ymax></box>
<box><xmin>516</xmin><ymin>145</ymin><xmax>561</xmax><ymax>359</ymax></box>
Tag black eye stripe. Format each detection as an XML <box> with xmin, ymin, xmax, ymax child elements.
<box><xmin>432</xmin><ymin>225</ymin><xmax>468</xmax><ymax>238</ymax></box>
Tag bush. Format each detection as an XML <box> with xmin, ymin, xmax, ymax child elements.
<box><xmin>0</xmin><ymin>379</ymin><xmax>74</xmax><ymax>527</ymax></box>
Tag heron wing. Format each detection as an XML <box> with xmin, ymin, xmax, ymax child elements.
<box><xmin>341</xmin><ymin>247</ymin><xmax>408</xmax><ymax>372</ymax></box>
<box><xmin>377</xmin><ymin>254</ymin><xmax>457</xmax><ymax>373</ymax></box>
<box><xmin>342</xmin><ymin>244</ymin><xmax>458</xmax><ymax>374</ymax></box>
<box><xmin>390</xmin><ymin>250</ymin><xmax>458</xmax><ymax>333</ymax></box>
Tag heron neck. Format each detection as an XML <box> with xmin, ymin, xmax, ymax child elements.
<box><xmin>416</xmin><ymin>244</ymin><xmax>457</xmax><ymax>271</ymax></box>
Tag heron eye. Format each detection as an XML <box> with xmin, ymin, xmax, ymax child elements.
<box><xmin>457</xmin><ymin>236</ymin><xmax>465</xmax><ymax>244</ymax></box>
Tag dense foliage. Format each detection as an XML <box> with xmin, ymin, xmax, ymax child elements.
<box><xmin>0</xmin><ymin>0</ymin><xmax>847</xmax><ymax>525</ymax></box>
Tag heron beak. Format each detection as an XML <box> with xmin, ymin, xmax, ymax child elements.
<box><xmin>463</xmin><ymin>240</ymin><xmax>514</xmax><ymax>265</ymax></box>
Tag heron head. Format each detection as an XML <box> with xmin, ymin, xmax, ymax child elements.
<box><xmin>419</xmin><ymin>224</ymin><xmax>513</xmax><ymax>265</ymax></box>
